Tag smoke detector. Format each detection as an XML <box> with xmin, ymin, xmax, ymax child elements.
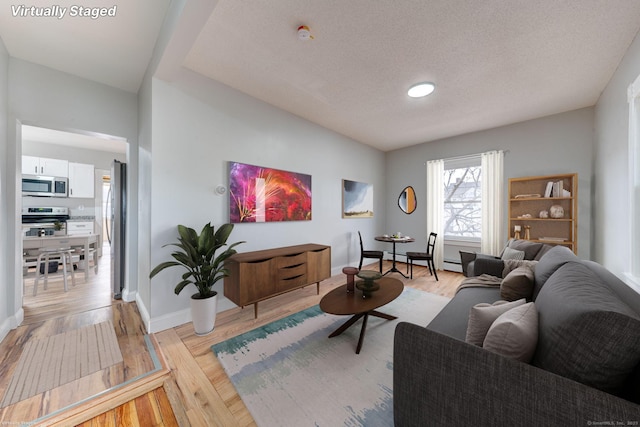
<box><xmin>297</xmin><ymin>25</ymin><xmax>314</xmax><ymax>40</ymax></box>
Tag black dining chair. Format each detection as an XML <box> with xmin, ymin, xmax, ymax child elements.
<box><xmin>406</xmin><ymin>232</ymin><xmax>438</xmax><ymax>280</ymax></box>
<box><xmin>358</xmin><ymin>231</ymin><xmax>384</xmax><ymax>273</ymax></box>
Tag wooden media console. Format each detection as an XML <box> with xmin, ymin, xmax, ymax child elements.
<box><xmin>224</xmin><ymin>243</ymin><xmax>331</xmax><ymax>318</ymax></box>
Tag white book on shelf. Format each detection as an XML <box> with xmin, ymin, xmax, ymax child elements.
<box><xmin>552</xmin><ymin>180</ymin><xmax>564</xmax><ymax>197</ymax></box>
<box><xmin>544</xmin><ymin>181</ymin><xmax>553</xmax><ymax>198</ymax></box>
<box><xmin>562</xmin><ymin>189</ymin><xmax>571</xmax><ymax>197</ymax></box>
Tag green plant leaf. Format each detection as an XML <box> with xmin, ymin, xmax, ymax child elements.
<box><xmin>174</xmin><ymin>279</ymin><xmax>191</xmax><ymax>295</ymax></box>
<box><xmin>149</xmin><ymin>261</ymin><xmax>182</xmax><ymax>278</ymax></box>
<box><xmin>150</xmin><ymin>223</ymin><xmax>244</xmax><ymax>298</ymax></box>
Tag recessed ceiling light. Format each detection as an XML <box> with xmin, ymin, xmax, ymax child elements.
<box><xmin>407</xmin><ymin>82</ymin><xmax>435</xmax><ymax>98</ymax></box>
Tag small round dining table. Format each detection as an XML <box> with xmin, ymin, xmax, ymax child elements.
<box><xmin>374</xmin><ymin>235</ymin><xmax>415</xmax><ymax>278</ymax></box>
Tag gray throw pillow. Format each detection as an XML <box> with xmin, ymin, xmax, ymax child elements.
<box><xmin>501</xmin><ymin>246</ymin><xmax>525</xmax><ymax>261</ymax></box>
<box><xmin>501</xmin><ymin>266</ymin><xmax>535</xmax><ymax>301</ymax></box>
<box><xmin>506</xmin><ymin>239</ymin><xmax>543</xmax><ymax>260</ymax></box>
<box><xmin>465</xmin><ymin>299</ymin><xmax>526</xmax><ymax>346</ymax></box>
<box><xmin>483</xmin><ymin>302</ymin><xmax>538</xmax><ymax>363</ymax></box>
<box><xmin>502</xmin><ymin>259</ymin><xmax>538</xmax><ymax>277</ymax></box>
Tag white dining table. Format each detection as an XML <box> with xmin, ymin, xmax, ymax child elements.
<box><xmin>23</xmin><ymin>234</ymin><xmax>99</xmax><ymax>281</ymax></box>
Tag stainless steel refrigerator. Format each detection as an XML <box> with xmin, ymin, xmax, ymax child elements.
<box><xmin>107</xmin><ymin>160</ymin><xmax>126</xmax><ymax>299</ymax></box>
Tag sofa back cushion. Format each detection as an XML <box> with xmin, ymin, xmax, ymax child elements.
<box><xmin>533</xmin><ymin>243</ymin><xmax>554</xmax><ymax>260</ymax></box>
<box><xmin>503</xmin><ymin>239</ymin><xmax>544</xmax><ymax>260</ymax></box>
<box><xmin>532</xmin><ymin>245</ymin><xmax>578</xmax><ymax>299</ymax></box>
<box><xmin>532</xmin><ymin>262</ymin><xmax>640</xmax><ymax>398</ymax></box>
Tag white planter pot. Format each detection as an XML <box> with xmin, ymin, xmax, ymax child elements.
<box><xmin>190</xmin><ymin>292</ymin><xmax>218</xmax><ymax>336</ymax></box>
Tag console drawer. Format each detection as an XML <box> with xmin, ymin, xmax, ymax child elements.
<box><xmin>278</xmin><ymin>273</ymin><xmax>308</xmax><ymax>292</ymax></box>
<box><xmin>278</xmin><ymin>263</ymin><xmax>306</xmax><ymax>280</ymax></box>
<box><xmin>276</xmin><ymin>252</ymin><xmax>307</xmax><ymax>268</ymax></box>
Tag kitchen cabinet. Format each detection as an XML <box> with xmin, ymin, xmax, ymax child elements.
<box><xmin>22</xmin><ymin>155</ymin><xmax>68</xmax><ymax>177</ymax></box>
<box><xmin>66</xmin><ymin>221</ymin><xmax>94</xmax><ymax>236</ymax></box>
<box><xmin>68</xmin><ymin>162</ymin><xmax>95</xmax><ymax>198</ymax></box>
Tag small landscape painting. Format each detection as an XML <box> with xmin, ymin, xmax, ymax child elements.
<box><xmin>229</xmin><ymin>162</ymin><xmax>312</xmax><ymax>223</ymax></box>
<box><xmin>342</xmin><ymin>179</ymin><xmax>373</xmax><ymax>218</ymax></box>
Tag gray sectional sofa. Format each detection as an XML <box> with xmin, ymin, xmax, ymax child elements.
<box><xmin>393</xmin><ymin>245</ymin><xmax>640</xmax><ymax>426</ymax></box>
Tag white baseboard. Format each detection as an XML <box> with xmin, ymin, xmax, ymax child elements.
<box><xmin>0</xmin><ymin>308</ymin><xmax>24</xmax><ymax>344</ymax></box>
<box><xmin>443</xmin><ymin>261</ymin><xmax>463</xmax><ymax>273</ymax></box>
<box><xmin>144</xmin><ymin>295</ymin><xmax>262</xmax><ymax>334</ymax></box>
<box><xmin>135</xmin><ymin>293</ymin><xmax>152</xmax><ymax>333</ymax></box>
<box><xmin>148</xmin><ymin>306</ymin><xmax>192</xmax><ymax>334</ymax></box>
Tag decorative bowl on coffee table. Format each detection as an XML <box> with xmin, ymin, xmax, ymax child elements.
<box><xmin>356</xmin><ymin>270</ymin><xmax>382</xmax><ymax>298</ymax></box>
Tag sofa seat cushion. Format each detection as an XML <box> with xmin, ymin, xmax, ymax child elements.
<box><xmin>532</xmin><ymin>245</ymin><xmax>578</xmax><ymax>299</ymax></box>
<box><xmin>427</xmin><ymin>286</ymin><xmax>502</xmax><ymax>341</ymax></box>
<box><xmin>532</xmin><ymin>262</ymin><xmax>640</xmax><ymax>396</ymax></box>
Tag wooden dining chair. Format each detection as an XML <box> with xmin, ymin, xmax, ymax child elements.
<box><xmin>406</xmin><ymin>232</ymin><xmax>438</xmax><ymax>280</ymax></box>
<box><xmin>358</xmin><ymin>231</ymin><xmax>384</xmax><ymax>273</ymax></box>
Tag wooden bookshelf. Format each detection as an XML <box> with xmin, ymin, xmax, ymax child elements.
<box><xmin>508</xmin><ymin>173</ymin><xmax>577</xmax><ymax>254</ymax></box>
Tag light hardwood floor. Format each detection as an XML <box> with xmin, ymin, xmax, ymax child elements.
<box><xmin>156</xmin><ymin>261</ymin><xmax>464</xmax><ymax>426</ymax></box>
<box><xmin>0</xmin><ymin>246</ymin><xmax>168</xmax><ymax>426</ymax></box>
<box><xmin>1</xmin><ymin>256</ymin><xmax>463</xmax><ymax>426</ymax></box>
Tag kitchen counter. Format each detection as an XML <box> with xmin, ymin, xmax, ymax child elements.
<box><xmin>23</xmin><ymin>234</ymin><xmax>99</xmax><ymax>280</ymax></box>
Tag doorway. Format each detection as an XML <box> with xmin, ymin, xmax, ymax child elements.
<box><xmin>20</xmin><ymin>125</ymin><xmax>127</xmax><ymax>324</ymax></box>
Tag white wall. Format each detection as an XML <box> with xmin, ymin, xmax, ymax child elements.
<box><xmin>594</xmin><ymin>31</ymin><xmax>640</xmax><ymax>278</ymax></box>
<box><xmin>5</xmin><ymin>59</ymin><xmax>138</xmax><ymax>328</ymax></box>
<box><xmin>0</xmin><ymin>37</ymin><xmax>10</xmax><ymax>341</ymax></box>
<box><xmin>22</xmin><ymin>140</ymin><xmax>125</xmax><ymax>170</ymax></box>
<box><xmin>146</xmin><ymin>69</ymin><xmax>386</xmax><ymax>331</ymax></box>
<box><xmin>386</xmin><ymin>108</ymin><xmax>594</xmax><ymax>260</ymax></box>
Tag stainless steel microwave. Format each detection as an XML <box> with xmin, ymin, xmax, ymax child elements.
<box><xmin>22</xmin><ymin>175</ymin><xmax>68</xmax><ymax>197</ymax></box>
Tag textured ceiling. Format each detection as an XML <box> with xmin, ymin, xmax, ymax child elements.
<box><xmin>2</xmin><ymin>1</ymin><xmax>640</xmax><ymax>151</ymax></box>
<box><xmin>184</xmin><ymin>0</ymin><xmax>640</xmax><ymax>151</ymax></box>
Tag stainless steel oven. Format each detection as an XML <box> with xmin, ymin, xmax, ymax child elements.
<box><xmin>21</xmin><ymin>207</ymin><xmax>69</xmax><ymax>237</ymax></box>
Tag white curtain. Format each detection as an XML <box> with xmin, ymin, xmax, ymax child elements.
<box><xmin>426</xmin><ymin>159</ymin><xmax>445</xmax><ymax>269</ymax></box>
<box><xmin>481</xmin><ymin>150</ymin><xmax>505</xmax><ymax>255</ymax></box>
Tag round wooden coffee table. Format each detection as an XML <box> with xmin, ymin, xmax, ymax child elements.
<box><xmin>319</xmin><ymin>277</ymin><xmax>404</xmax><ymax>354</ymax></box>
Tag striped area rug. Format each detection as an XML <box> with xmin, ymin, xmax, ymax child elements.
<box><xmin>1</xmin><ymin>321</ymin><xmax>123</xmax><ymax>407</ymax></box>
<box><xmin>213</xmin><ymin>287</ymin><xmax>450</xmax><ymax>426</ymax></box>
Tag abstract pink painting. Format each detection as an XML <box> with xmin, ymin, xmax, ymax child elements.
<box><xmin>229</xmin><ymin>162</ymin><xmax>312</xmax><ymax>223</ymax></box>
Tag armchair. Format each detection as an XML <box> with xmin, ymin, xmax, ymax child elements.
<box><xmin>459</xmin><ymin>239</ymin><xmax>554</xmax><ymax>277</ymax></box>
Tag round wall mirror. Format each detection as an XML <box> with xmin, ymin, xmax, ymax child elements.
<box><xmin>398</xmin><ymin>186</ymin><xmax>417</xmax><ymax>214</ymax></box>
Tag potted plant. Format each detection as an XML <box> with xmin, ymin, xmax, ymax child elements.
<box><xmin>149</xmin><ymin>222</ymin><xmax>244</xmax><ymax>335</ymax></box>
<box><xmin>53</xmin><ymin>220</ymin><xmax>65</xmax><ymax>236</ymax></box>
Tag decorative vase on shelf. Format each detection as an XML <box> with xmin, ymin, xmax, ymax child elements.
<box><xmin>549</xmin><ymin>205</ymin><xmax>564</xmax><ymax>218</ymax></box>
<box><xmin>524</xmin><ymin>226</ymin><xmax>531</xmax><ymax>240</ymax></box>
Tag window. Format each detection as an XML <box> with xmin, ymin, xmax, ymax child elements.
<box><xmin>627</xmin><ymin>76</ymin><xmax>640</xmax><ymax>289</ymax></box>
<box><xmin>443</xmin><ymin>164</ymin><xmax>482</xmax><ymax>240</ymax></box>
